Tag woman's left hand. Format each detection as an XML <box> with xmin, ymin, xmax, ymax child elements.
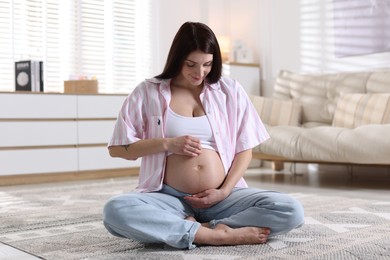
<box><xmin>183</xmin><ymin>189</ymin><xmax>229</xmax><ymax>209</ymax></box>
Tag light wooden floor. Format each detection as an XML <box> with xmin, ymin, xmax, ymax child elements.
<box><xmin>1</xmin><ymin>163</ymin><xmax>389</xmax><ymax>259</ymax></box>
<box><xmin>246</xmin><ymin>163</ymin><xmax>390</xmax><ymax>201</ymax></box>
<box><xmin>0</xmin><ymin>243</ymin><xmax>41</xmax><ymax>260</ymax></box>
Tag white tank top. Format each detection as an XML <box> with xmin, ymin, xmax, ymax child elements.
<box><xmin>166</xmin><ymin>107</ymin><xmax>217</xmax><ymax>151</ymax></box>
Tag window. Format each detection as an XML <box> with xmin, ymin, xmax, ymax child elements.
<box><xmin>0</xmin><ymin>0</ymin><xmax>155</xmax><ymax>93</ymax></box>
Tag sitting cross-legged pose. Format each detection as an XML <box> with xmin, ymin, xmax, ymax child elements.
<box><xmin>103</xmin><ymin>21</ymin><xmax>304</xmax><ymax>249</ymax></box>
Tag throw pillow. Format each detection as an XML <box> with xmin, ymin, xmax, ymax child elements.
<box><xmin>332</xmin><ymin>93</ymin><xmax>390</xmax><ymax>128</ymax></box>
<box><xmin>249</xmin><ymin>95</ymin><xmax>302</xmax><ymax>126</ymax></box>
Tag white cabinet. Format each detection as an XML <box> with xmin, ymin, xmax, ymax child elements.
<box><xmin>0</xmin><ymin>121</ymin><xmax>78</xmax><ymax>147</ymax></box>
<box><xmin>223</xmin><ymin>62</ymin><xmax>261</xmax><ymax>96</ymax></box>
<box><xmin>0</xmin><ymin>93</ymin><xmax>77</xmax><ymax>118</ymax></box>
<box><xmin>1</xmin><ymin>149</ymin><xmax>79</xmax><ymax>175</ymax></box>
<box><xmin>0</xmin><ymin>92</ymin><xmax>140</xmax><ymax>177</ymax></box>
<box><xmin>77</xmin><ymin>120</ymin><xmax>116</xmax><ymax>145</ymax></box>
<box><xmin>77</xmin><ymin>95</ymin><xmax>124</xmax><ymax>118</ymax></box>
<box><xmin>78</xmin><ymin>146</ymin><xmax>139</xmax><ymax>171</ymax></box>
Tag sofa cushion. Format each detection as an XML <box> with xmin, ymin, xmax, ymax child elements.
<box><xmin>337</xmin><ymin>124</ymin><xmax>390</xmax><ymax>164</ymax></box>
<box><xmin>256</xmin><ymin>125</ymin><xmax>305</xmax><ymax>159</ymax></box>
<box><xmin>258</xmin><ymin>124</ymin><xmax>390</xmax><ymax>164</ymax></box>
<box><xmin>298</xmin><ymin>126</ymin><xmax>349</xmax><ymax>162</ymax></box>
<box><xmin>332</xmin><ymin>93</ymin><xmax>390</xmax><ymax>128</ymax></box>
<box><xmin>366</xmin><ymin>71</ymin><xmax>390</xmax><ymax>93</ymax></box>
<box><xmin>273</xmin><ymin>70</ymin><xmax>374</xmax><ymax>126</ymax></box>
<box><xmin>250</xmin><ymin>95</ymin><xmax>302</xmax><ymax>126</ymax></box>
<box><xmin>273</xmin><ymin>70</ymin><xmax>333</xmax><ymax>125</ymax></box>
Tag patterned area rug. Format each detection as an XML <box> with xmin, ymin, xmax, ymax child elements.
<box><xmin>0</xmin><ymin>178</ymin><xmax>390</xmax><ymax>260</ymax></box>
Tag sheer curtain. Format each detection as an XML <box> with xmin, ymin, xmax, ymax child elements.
<box><xmin>0</xmin><ymin>0</ymin><xmax>155</xmax><ymax>93</ymax></box>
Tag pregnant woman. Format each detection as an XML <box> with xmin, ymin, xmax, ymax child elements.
<box><xmin>103</xmin><ymin>21</ymin><xmax>304</xmax><ymax>249</ymax></box>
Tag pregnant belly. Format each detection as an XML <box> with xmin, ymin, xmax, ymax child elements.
<box><xmin>164</xmin><ymin>149</ymin><xmax>226</xmax><ymax>194</ymax></box>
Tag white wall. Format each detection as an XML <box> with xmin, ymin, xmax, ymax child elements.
<box><xmin>260</xmin><ymin>0</ymin><xmax>390</xmax><ymax>96</ymax></box>
<box><xmin>155</xmin><ymin>0</ymin><xmax>390</xmax><ymax>96</ymax></box>
<box><xmin>154</xmin><ymin>0</ymin><xmax>261</xmax><ymax>74</ymax></box>
<box><xmin>154</xmin><ymin>0</ymin><xmax>207</xmax><ymax>74</ymax></box>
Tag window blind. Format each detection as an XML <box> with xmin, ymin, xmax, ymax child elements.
<box><xmin>0</xmin><ymin>0</ymin><xmax>155</xmax><ymax>93</ymax></box>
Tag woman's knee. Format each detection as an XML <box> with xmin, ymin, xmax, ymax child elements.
<box><xmin>283</xmin><ymin>196</ymin><xmax>305</xmax><ymax>229</ymax></box>
<box><xmin>103</xmin><ymin>194</ymin><xmax>144</xmax><ymax>222</ymax></box>
<box><xmin>103</xmin><ymin>196</ymin><xmax>120</xmax><ymax>220</ymax></box>
<box><xmin>263</xmin><ymin>193</ymin><xmax>304</xmax><ymax>229</ymax></box>
<box><xmin>103</xmin><ymin>194</ymin><xmax>147</xmax><ymax>237</ymax></box>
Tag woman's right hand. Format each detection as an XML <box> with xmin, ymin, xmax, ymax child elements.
<box><xmin>167</xmin><ymin>135</ymin><xmax>202</xmax><ymax>157</ymax></box>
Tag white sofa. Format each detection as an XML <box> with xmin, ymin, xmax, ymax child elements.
<box><xmin>250</xmin><ymin>69</ymin><xmax>390</xmax><ymax>169</ymax></box>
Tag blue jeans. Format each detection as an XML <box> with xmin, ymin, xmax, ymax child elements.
<box><xmin>103</xmin><ymin>184</ymin><xmax>304</xmax><ymax>249</ymax></box>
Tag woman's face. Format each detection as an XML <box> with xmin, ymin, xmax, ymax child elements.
<box><xmin>180</xmin><ymin>50</ymin><xmax>213</xmax><ymax>87</ymax></box>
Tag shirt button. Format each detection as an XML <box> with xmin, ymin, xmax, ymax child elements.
<box><xmin>215</xmin><ymin>132</ymin><xmax>219</xmax><ymax>135</ymax></box>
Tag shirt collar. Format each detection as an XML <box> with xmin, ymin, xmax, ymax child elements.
<box><xmin>205</xmin><ymin>80</ymin><xmax>221</xmax><ymax>91</ymax></box>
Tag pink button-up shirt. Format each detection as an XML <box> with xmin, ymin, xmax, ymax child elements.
<box><xmin>108</xmin><ymin>77</ymin><xmax>269</xmax><ymax>192</ymax></box>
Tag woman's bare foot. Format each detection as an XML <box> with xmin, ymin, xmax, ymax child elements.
<box><xmin>185</xmin><ymin>216</ymin><xmax>270</xmax><ymax>245</ymax></box>
<box><xmin>194</xmin><ymin>223</ymin><xmax>270</xmax><ymax>246</ymax></box>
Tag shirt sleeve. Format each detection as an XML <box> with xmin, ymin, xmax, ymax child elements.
<box><xmin>108</xmin><ymin>85</ymin><xmax>145</xmax><ymax>147</ymax></box>
<box><xmin>233</xmin><ymin>80</ymin><xmax>270</xmax><ymax>154</ymax></box>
